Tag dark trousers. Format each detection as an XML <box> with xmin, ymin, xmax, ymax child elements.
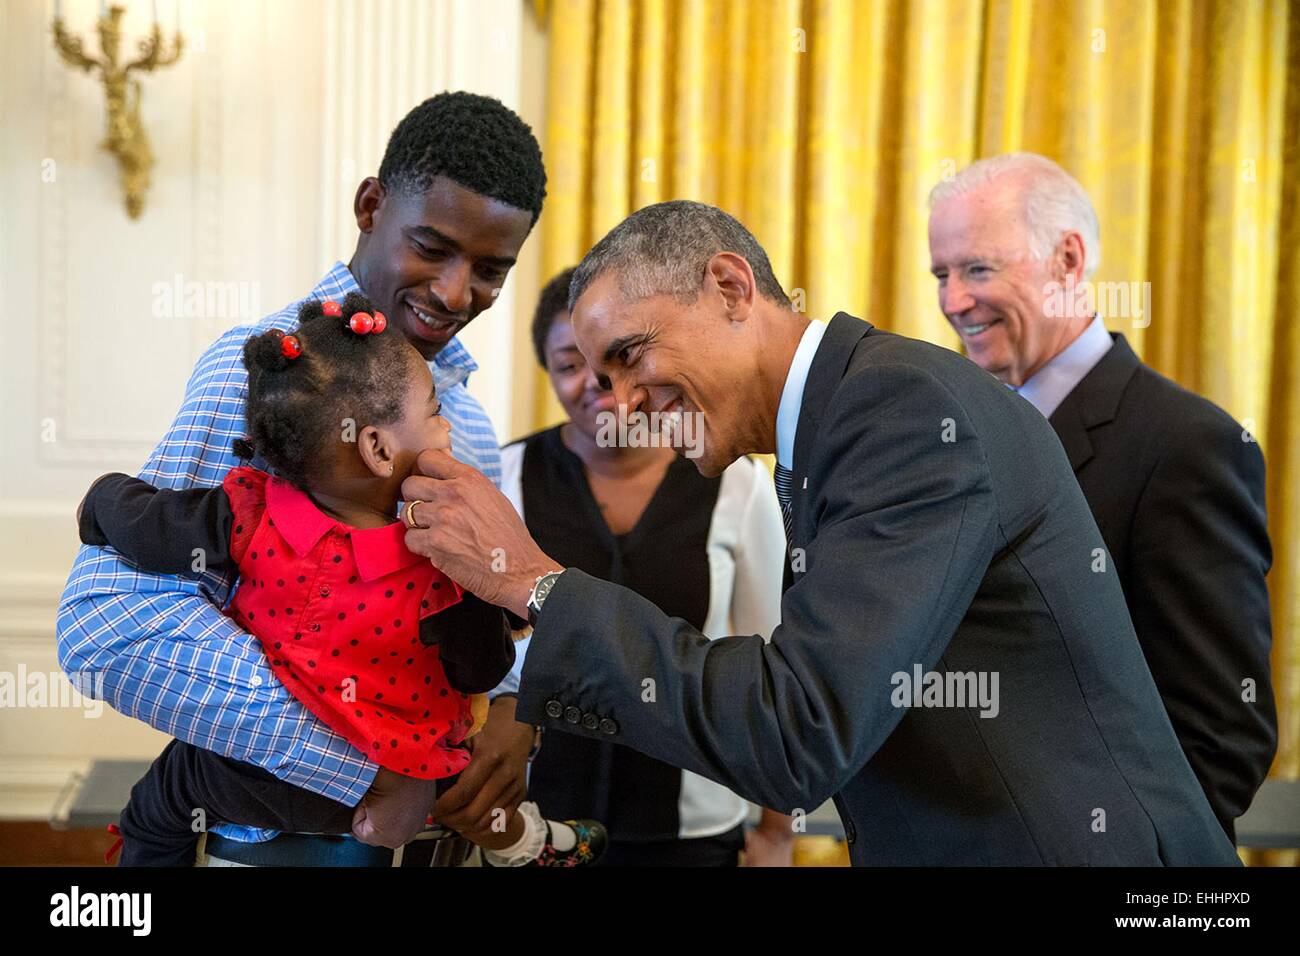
<box><xmin>596</xmin><ymin>824</ymin><xmax>745</xmax><ymax>867</ymax></box>
<box><xmin>118</xmin><ymin>739</ymin><xmax>355</xmax><ymax>866</ymax></box>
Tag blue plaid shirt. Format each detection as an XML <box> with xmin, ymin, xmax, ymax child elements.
<box><xmin>57</xmin><ymin>262</ymin><xmax>505</xmax><ymax>842</ymax></box>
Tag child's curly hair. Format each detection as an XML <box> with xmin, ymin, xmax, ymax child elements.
<box><xmin>234</xmin><ymin>291</ymin><xmax>418</xmax><ymax>489</ymax></box>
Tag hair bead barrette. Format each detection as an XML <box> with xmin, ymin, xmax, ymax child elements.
<box><xmin>349</xmin><ymin>310</ymin><xmax>386</xmax><ymax>334</ymax></box>
<box><xmin>320</xmin><ymin>299</ymin><xmax>387</xmax><ymax>336</ymax></box>
<box><xmin>279</xmin><ymin>332</ymin><xmax>302</xmax><ymax>360</ymax></box>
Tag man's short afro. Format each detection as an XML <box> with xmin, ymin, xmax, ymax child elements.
<box><xmin>378</xmin><ymin>91</ymin><xmax>547</xmax><ymax>224</ymax></box>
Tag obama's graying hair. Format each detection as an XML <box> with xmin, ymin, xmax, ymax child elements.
<box><xmin>567</xmin><ymin>200</ymin><xmax>792</xmax><ymax>313</ymax></box>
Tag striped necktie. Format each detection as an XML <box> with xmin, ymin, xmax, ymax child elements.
<box><xmin>773</xmin><ymin>462</ymin><xmax>794</xmax><ymax>544</ymax></box>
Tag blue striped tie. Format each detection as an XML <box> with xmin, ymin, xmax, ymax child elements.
<box><xmin>773</xmin><ymin>462</ymin><xmax>794</xmax><ymax>545</ymax></box>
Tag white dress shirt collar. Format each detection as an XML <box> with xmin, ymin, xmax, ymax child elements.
<box><xmin>1016</xmin><ymin>315</ymin><xmax>1114</xmax><ymax>418</ymax></box>
<box><xmin>775</xmin><ymin>319</ymin><xmax>828</xmax><ymax>470</ymax></box>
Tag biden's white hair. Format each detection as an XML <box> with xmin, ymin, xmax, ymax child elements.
<box><xmin>929</xmin><ymin>152</ymin><xmax>1101</xmax><ymax>280</ymax></box>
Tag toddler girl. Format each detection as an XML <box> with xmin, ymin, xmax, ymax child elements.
<box><xmin>78</xmin><ymin>292</ymin><xmax>605</xmax><ymax>867</ymax></box>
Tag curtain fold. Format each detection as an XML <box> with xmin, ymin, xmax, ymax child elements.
<box><xmin>532</xmin><ymin>0</ymin><xmax>1299</xmax><ymax>863</ymax></box>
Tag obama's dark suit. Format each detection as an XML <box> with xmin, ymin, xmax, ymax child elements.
<box><xmin>1048</xmin><ymin>334</ymin><xmax>1275</xmax><ymax>840</ymax></box>
<box><xmin>516</xmin><ymin>312</ymin><xmax>1238</xmax><ymax>865</ymax></box>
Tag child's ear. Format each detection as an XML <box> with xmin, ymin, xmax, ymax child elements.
<box><xmin>356</xmin><ymin>424</ymin><xmax>397</xmax><ymax>478</ymax></box>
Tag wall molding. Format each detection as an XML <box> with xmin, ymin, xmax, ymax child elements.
<box><xmin>0</xmin><ymin>758</ymin><xmax>89</xmax><ymax>822</ymax></box>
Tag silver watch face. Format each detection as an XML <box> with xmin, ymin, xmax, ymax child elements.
<box><xmin>529</xmin><ymin>571</ymin><xmax>561</xmax><ymax>612</ymax></box>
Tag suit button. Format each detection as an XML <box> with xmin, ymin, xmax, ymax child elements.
<box><xmin>563</xmin><ymin>706</ymin><xmax>581</xmax><ymax>724</ymax></box>
<box><xmin>581</xmin><ymin>712</ymin><xmax>599</xmax><ymax>730</ymax></box>
<box><xmin>598</xmin><ymin>718</ymin><xmax>618</xmax><ymax>735</ymax></box>
<box><xmin>844</xmin><ymin>819</ymin><xmax>856</xmax><ymax>844</ymax></box>
<box><xmin>544</xmin><ymin>699</ymin><xmax>563</xmax><ymax>719</ymax></box>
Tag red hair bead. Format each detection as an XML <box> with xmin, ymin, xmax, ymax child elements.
<box><xmin>280</xmin><ymin>334</ymin><xmax>302</xmax><ymax>359</ymax></box>
<box><xmin>349</xmin><ymin>312</ymin><xmax>374</xmax><ymax>334</ymax></box>
<box><xmin>321</xmin><ymin>300</ymin><xmax>342</xmax><ymax>317</ymax></box>
<box><xmin>371</xmin><ymin>311</ymin><xmax>387</xmax><ymax>333</ymax></box>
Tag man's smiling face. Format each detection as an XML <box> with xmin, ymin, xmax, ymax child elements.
<box><xmin>927</xmin><ymin>179</ymin><xmax>1061</xmax><ymax>386</ymax></box>
<box><xmin>569</xmin><ymin>269</ymin><xmax>760</xmax><ymax>478</ymax></box>
<box><xmin>353</xmin><ymin>175</ymin><xmax>534</xmax><ymax>361</ymax></box>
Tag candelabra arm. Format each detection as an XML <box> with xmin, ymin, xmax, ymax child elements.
<box><xmin>51</xmin><ymin>18</ymin><xmax>102</xmax><ymax>73</ymax></box>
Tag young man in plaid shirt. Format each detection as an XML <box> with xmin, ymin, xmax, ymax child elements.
<box><xmin>59</xmin><ymin>92</ymin><xmax>547</xmax><ymax>856</ymax></box>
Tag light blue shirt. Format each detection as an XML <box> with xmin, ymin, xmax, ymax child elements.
<box><xmin>1015</xmin><ymin>315</ymin><xmax>1114</xmax><ymax>418</ymax></box>
<box><xmin>775</xmin><ymin>319</ymin><xmax>828</xmax><ymax>470</ymax></box>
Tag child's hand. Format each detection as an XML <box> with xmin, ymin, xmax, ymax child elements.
<box><xmin>75</xmin><ymin>474</ymin><xmax>112</xmax><ymax>533</ymax></box>
<box><xmin>465</xmin><ymin>693</ymin><xmax>490</xmax><ymax>738</ymax></box>
<box><xmin>75</xmin><ymin>478</ymin><xmax>101</xmax><ymax>527</ymax></box>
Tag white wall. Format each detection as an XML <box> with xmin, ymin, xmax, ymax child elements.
<box><xmin>0</xmin><ymin>0</ymin><xmax>529</xmax><ymax>818</ymax></box>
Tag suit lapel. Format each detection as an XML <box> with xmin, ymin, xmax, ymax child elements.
<box><xmin>1047</xmin><ymin>333</ymin><xmax>1141</xmax><ymax>473</ymax></box>
<box><xmin>1048</xmin><ymin>401</ymin><xmax>1095</xmax><ymax>472</ymax></box>
<box><xmin>789</xmin><ymin>313</ymin><xmax>873</xmax><ymax>555</ymax></box>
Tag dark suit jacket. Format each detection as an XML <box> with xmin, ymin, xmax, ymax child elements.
<box><xmin>1048</xmin><ymin>334</ymin><xmax>1276</xmax><ymax>839</ymax></box>
<box><xmin>516</xmin><ymin>313</ymin><xmax>1239</xmax><ymax>865</ymax></box>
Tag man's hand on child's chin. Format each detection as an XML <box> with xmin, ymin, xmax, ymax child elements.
<box><xmin>350</xmin><ymin>767</ymin><xmax>439</xmax><ymax>849</ymax></box>
<box><xmin>401</xmin><ymin>449</ymin><xmax>556</xmax><ymax>619</ymax></box>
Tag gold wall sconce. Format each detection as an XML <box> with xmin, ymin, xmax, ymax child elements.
<box><xmin>51</xmin><ymin>3</ymin><xmax>184</xmax><ymax>219</ymax></box>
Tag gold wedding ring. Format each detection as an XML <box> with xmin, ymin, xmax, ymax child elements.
<box><xmin>404</xmin><ymin>499</ymin><xmax>427</xmax><ymax>530</ymax></box>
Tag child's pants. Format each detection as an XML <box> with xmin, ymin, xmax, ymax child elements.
<box><xmin>118</xmin><ymin>738</ymin><xmax>356</xmax><ymax>866</ymax></box>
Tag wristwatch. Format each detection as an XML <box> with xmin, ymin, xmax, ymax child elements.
<box><xmin>526</xmin><ymin>570</ymin><xmax>565</xmax><ymax>626</ymax></box>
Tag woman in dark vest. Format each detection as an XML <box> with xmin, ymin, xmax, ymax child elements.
<box><xmin>501</xmin><ymin>269</ymin><xmax>794</xmax><ymax>866</ymax></box>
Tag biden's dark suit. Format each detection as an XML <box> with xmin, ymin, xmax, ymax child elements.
<box><xmin>1048</xmin><ymin>334</ymin><xmax>1275</xmax><ymax>840</ymax></box>
<box><xmin>516</xmin><ymin>312</ymin><xmax>1239</xmax><ymax>865</ymax></box>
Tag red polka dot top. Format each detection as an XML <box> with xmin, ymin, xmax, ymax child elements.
<box><xmin>222</xmin><ymin>467</ymin><xmax>475</xmax><ymax>780</ymax></box>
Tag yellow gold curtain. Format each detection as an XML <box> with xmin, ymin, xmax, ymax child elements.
<box><xmin>530</xmin><ymin>0</ymin><xmax>1299</xmax><ymax>864</ymax></box>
